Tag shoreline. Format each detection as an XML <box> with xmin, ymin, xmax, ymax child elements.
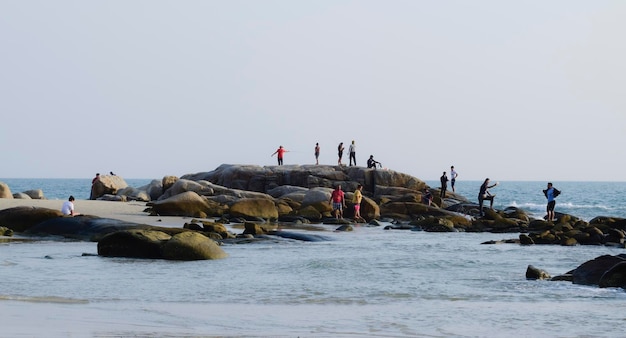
<box><xmin>0</xmin><ymin>199</ymin><xmax>191</xmax><ymax>229</ymax></box>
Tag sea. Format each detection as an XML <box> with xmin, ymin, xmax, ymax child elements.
<box><xmin>1</xmin><ymin>178</ymin><xmax>626</xmax><ymax>337</ymax></box>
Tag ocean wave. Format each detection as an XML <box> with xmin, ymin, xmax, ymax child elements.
<box><xmin>0</xmin><ymin>295</ymin><xmax>89</xmax><ymax>304</ymax></box>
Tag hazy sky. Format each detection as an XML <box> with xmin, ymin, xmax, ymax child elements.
<box><xmin>1</xmin><ymin>1</ymin><xmax>625</xmax><ymax>181</ymax></box>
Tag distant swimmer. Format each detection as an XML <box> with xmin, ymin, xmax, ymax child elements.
<box><xmin>271</xmin><ymin>145</ymin><xmax>288</xmax><ymax>165</ymax></box>
<box><xmin>543</xmin><ymin>182</ymin><xmax>561</xmax><ymax>222</ymax></box>
<box><xmin>478</xmin><ymin>178</ymin><xmax>498</xmax><ymax>217</ymax></box>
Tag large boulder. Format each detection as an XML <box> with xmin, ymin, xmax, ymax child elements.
<box><xmin>23</xmin><ymin>189</ymin><xmax>45</xmax><ymax>199</ymax></box>
<box><xmin>116</xmin><ymin>186</ymin><xmax>150</xmax><ymax>202</ymax></box>
<box><xmin>301</xmin><ymin>188</ymin><xmax>333</xmax><ymax>213</ymax></box>
<box><xmin>160</xmin><ymin>179</ymin><xmax>214</xmax><ymax>200</ymax></box>
<box><xmin>572</xmin><ymin>254</ymin><xmax>626</xmax><ymax>285</ymax></box>
<box><xmin>162</xmin><ymin>176</ymin><xmax>179</xmax><ymax>194</ymax></box>
<box><xmin>160</xmin><ymin>231</ymin><xmax>228</xmax><ymax>260</ymax></box>
<box><xmin>142</xmin><ymin>179</ymin><xmax>164</xmax><ymax>201</ymax></box>
<box><xmin>91</xmin><ymin>175</ymin><xmax>128</xmax><ymax>200</ymax></box>
<box><xmin>0</xmin><ymin>206</ymin><xmax>63</xmax><ymax>232</ymax></box>
<box><xmin>598</xmin><ymin>261</ymin><xmax>626</xmax><ymax>288</ymax></box>
<box><xmin>24</xmin><ymin>215</ymin><xmax>151</xmax><ymax>241</ymax></box>
<box><xmin>98</xmin><ymin>230</ymin><xmax>171</xmax><ymax>258</ymax></box>
<box><xmin>0</xmin><ymin>182</ymin><xmax>13</xmax><ymax>199</ymax></box>
<box><xmin>229</xmin><ymin>198</ymin><xmax>278</xmax><ymax>220</ymax></box>
<box><xmin>150</xmin><ymin>191</ymin><xmax>212</xmax><ymax>218</ymax></box>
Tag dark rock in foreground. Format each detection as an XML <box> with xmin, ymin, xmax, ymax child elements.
<box><xmin>530</xmin><ymin>254</ymin><xmax>626</xmax><ymax>290</ymax></box>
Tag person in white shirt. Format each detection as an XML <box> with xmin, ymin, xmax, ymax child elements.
<box><xmin>450</xmin><ymin>166</ymin><xmax>459</xmax><ymax>192</ymax></box>
<box><xmin>349</xmin><ymin>140</ymin><xmax>356</xmax><ymax>166</ymax></box>
<box><xmin>61</xmin><ymin>195</ymin><xmax>79</xmax><ymax>216</ymax></box>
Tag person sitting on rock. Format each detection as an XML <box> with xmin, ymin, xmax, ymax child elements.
<box><xmin>61</xmin><ymin>195</ymin><xmax>80</xmax><ymax>216</ymax></box>
<box><xmin>367</xmin><ymin>155</ymin><xmax>381</xmax><ymax>169</ymax></box>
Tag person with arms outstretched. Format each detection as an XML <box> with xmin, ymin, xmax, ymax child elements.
<box><xmin>271</xmin><ymin>145</ymin><xmax>288</xmax><ymax>165</ymax></box>
<box><xmin>478</xmin><ymin>178</ymin><xmax>498</xmax><ymax>217</ymax></box>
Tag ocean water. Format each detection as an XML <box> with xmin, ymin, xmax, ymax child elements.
<box><xmin>1</xmin><ymin>179</ymin><xmax>626</xmax><ymax>337</ymax></box>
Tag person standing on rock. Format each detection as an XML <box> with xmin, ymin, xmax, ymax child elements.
<box><xmin>90</xmin><ymin>173</ymin><xmax>100</xmax><ymax>200</ymax></box>
<box><xmin>337</xmin><ymin>142</ymin><xmax>344</xmax><ymax>166</ymax></box>
<box><xmin>450</xmin><ymin>166</ymin><xmax>458</xmax><ymax>193</ymax></box>
<box><xmin>349</xmin><ymin>140</ymin><xmax>356</xmax><ymax>166</ymax></box>
<box><xmin>543</xmin><ymin>182</ymin><xmax>561</xmax><ymax>222</ymax></box>
<box><xmin>315</xmin><ymin>143</ymin><xmax>320</xmax><ymax>165</ymax></box>
<box><xmin>353</xmin><ymin>184</ymin><xmax>364</xmax><ymax>221</ymax></box>
<box><xmin>329</xmin><ymin>185</ymin><xmax>346</xmax><ymax>219</ymax></box>
<box><xmin>478</xmin><ymin>178</ymin><xmax>498</xmax><ymax>217</ymax></box>
<box><xmin>271</xmin><ymin>145</ymin><xmax>288</xmax><ymax>165</ymax></box>
<box><xmin>440</xmin><ymin>171</ymin><xmax>448</xmax><ymax>198</ymax></box>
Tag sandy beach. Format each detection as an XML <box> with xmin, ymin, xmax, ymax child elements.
<box><xmin>0</xmin><ymin>198</ymin><xmax>192</xmax><ymax>228</ymax></box>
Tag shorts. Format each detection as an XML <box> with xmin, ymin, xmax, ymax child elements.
<box><xmin>547</xmin><ymin>200</ymin><xmax>556</xmax><ymax>212</ymax></box>
<box><xmin>333</xmin><ymin>202</ymin><xmax>343</xmax><ymax>211</ymax></box>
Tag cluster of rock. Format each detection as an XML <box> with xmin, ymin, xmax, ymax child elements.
<box><xmin>3</xmin><ymin>164</ymin><xmax>626</xmax><ymax>262</ymax></box>
<box><xmin>103</xmin><ymin>164</ymin><xmax>626</xmax><ymax>248</ymax></box>
<box><xmin>5</xmin><ymin>164</ymin><xmax>626</xmax><ymax>245</ymax></box>
<box><xmin>0</xmin><ymin>182</ymin><xmax>46</xmax><ymax>200</ymax></box>
<box><xmin>526</xmin><ymin>254</ymin><xmax>626</xmax><ymax>289</ymax></box>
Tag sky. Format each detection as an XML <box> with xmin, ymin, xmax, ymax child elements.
<box><xmin>1</xmin><ymin>1</ymin><xmax>625</xmax><ymax>181</ymax></box>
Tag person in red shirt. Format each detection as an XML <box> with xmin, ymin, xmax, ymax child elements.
<box><xmin>271</xmin><ymin>145</ymin><xmax>288</xmax><ymax>165</ymax></box>
<box><xmin>329</xmin><ymin>185</ymin><xmax>346</xmax><ymax>219</ymax></box>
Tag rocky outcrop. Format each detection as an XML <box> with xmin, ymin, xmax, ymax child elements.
<box><xmin>91</xmin><ymin>175</ymin><xmax>128</xmax><ymax>200</ymax></box>
<box><xmin>150</xmin><ymin>191</ymin><xmax>212</xmax><ymax>218</ymax></box>
<box><xmin>0</xmin><ymin>206</ymin><xmax>63</xmax><ymax>232</ymax></box>
<box><xmin>0</xmin><ymin>182</ymin><xmax>13</xmax><ymax>199</ymax></box>
<box><xmin>97</xmin><ymin>229</ymin><xmax>228</xmax><ymax>261</ymax></box>
<box><xmin>229</xmin><ymin>198</ymin><xmax>278</xmax><ymax>220</ymax></box>
<box><xmin>535</xmin><ymin>254</ymin><xmax>626</xmax><ymax>289</ymax></box>
<box><xmin>161</xmin><ymin>231</ymin><xmax>228</xmax><ymax>260</ymax></box>
<box><xmin>98</xmin><ymin>229</ymin><xmax>171</xmax><ymax>259</ymax></box>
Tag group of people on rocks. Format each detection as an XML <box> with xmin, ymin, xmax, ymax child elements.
<box><xmin>435</xmin><ymin>166</ymin><xmax>561</xmax><ymax>220</ymax></box>
<box><xmin>329</xmin><ymin>184</ymin><xmax>365</xmax><ymax>222</ymax></box>
<box><xmin>271</xmin><ymin>141</ymin><xmax>382</xmax><ymax>169</ymax></box>
<box><xmin>272</xmin><ymin>146</ymin><xmax>562</xmax><ymax>221</ymax></box>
